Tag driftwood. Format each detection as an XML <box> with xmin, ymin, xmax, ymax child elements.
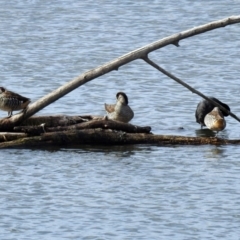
<box><xmin>0</xmin><ymin>129</ymin><xmax>240</xmax><ymax>149</ymax></box>
<box><xmin>0</xmin><ymin>115</ymin><xmax>239</xmax><ymax>148</ymax></box>
<box><xmin>14</xmin><ymin>119</ymin><xmax>151</xmax><ymax>135</ymax></box>
<box><xmin>20</xmin><ymin>115</ymin><xmax>89</xmax><ymax>126</ymax></box>
<box><xmin>0</xmin><ymin>132</ymin><xmax>27</xmax><ymax>142</ymax></box>
<box><xmin>0</xmin><ymin>17</ymin><xmax>240</xmax><ymax>147</ymax></box>
<box><xmin>0</xmin><ymin>16</ymin><xmax>240</xmax><ymax>131</ymax></box>
<box><xmin>20</xmin><ymin>115</ymin><xmax>103</xmax><ymax>127</ymax></box>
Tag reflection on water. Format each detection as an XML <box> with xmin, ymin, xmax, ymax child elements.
<box><xmin>195</xmin><ymin>128</ymin><xmax>217</xmax><ymax>137</ymax></box>
<box><xmin>195</xmin><ymin>128</ymin><xmax>229</xmax><ymax>139</ymax></box>
<box><xmin>62</xmin><ymin>144</ymin><xmax>142</xmax><ymax>158</ymax></box>
<box><xmin>204</xmin><ymin>146</ymin><xmax>227</xmax><ymax>160</ymax></box>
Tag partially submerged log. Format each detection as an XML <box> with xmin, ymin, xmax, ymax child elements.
<box><xmin>0</xmin><ymin>129</ymin><xmax>240</xmax><ymax>149</ymax></box>
<box><xmin>20</xmin><ymin>115</ymin><xmax>103</xmax><ymax>127</ymax></box>
<box><xmin>14</xmin><ymin>119</ymin><xmax>151</xmax><ymax>135</ymax></box>
<box><xmin>0</xmin><ymin>114</ymin><xmax>239</xmax><ymax>148</ymax></box>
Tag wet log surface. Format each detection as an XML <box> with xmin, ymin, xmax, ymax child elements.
<box><xmin>0</xmin><ymin>114</ymin><xmax>239</xmax><ymax>148</ymax></box>
<box><xmin>14</xmin><ymin>119</ymin><xmax>152</xmax><ymax>135</ymax></box>
<box><xmin>0</xmin><ymin>132</ymin><xmax>27</xmax><ymax>142</ymax></box>
<box><xmin>0</xmin><ymin>128</ymin><xmax>240</xmax><ymax>149</ymax></box>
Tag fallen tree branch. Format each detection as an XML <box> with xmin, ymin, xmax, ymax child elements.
<box><xmin>0</xmin><ymin>132</ymin><xmax>27</xmax><ymax>142</ymax></box>
<box><xmin>20</xmin><ymin>115</ymin><xmax>89</xmax><ymax>126</ymax></box>
<box><xmin>143</xmin><ymin>56</ymin><xmax>240</xmax><ymax>123</ymax></box>
<box><xmin>14</xmin><ymin>119</ymin><xmax>152</xmax><ymax>135</ymax></box>
<box><xmin>0</xmin><ymin>129</ymin><xmax>240</xmax><ymax>148</ymax></box>
<box><xmin>0</xmin><ymin>16</ymin><xmax>239</xmax><ymax>130</ymax></box>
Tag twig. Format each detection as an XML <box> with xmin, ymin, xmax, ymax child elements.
<box><xmin>143</xmin><ymin>56</ymin><xmax>240</xmax><ymax>123</ymax></box>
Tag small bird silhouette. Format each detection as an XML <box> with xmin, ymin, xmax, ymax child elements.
<box><xmin>0</xmin><ymin>87</ymin><xmax>31</xmax><ymax>118</ymax></box>
<box><xmin>195</xmin><ymin>97</ymin><xmax>230</xmax><ymax>128</ymax></box>
<box><xmin>104</xmin><ymin>92</ymin><xmax>134</xmax><ymax>123</ymax></box>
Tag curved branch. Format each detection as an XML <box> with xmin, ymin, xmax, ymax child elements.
<box><xmin>1</xmin><ymin>16</ymin><xmax>240</xmax><ymax>130</ymax></box>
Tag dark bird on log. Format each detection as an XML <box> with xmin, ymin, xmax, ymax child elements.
<box><xmin>105</xmin><ymin>92</ymin><xmax>134</xmax><ymax>123</ymax></box>
<box><xmin>0</xmin><ymin>87</ymin><xmax>31</xmax><ymax>118</ymax></box>
<box><xmin>204</xmin><ymin>107</ymin><xmax>226</xmax><ymax>132</ymax></box>
<box><xmin>195</xmin><ymin>97</ymin><xmax>230</xmax><ymax>129</ymax></box>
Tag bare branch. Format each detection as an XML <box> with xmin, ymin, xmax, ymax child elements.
<box><xmin>1</xmin><ymin>16</ymin><xmax>240</xmax><ymax>130</ymax></box>
<box><xmin>143</xmin><ymin>56</ymin><xmax>240</xmax><ymax>123</ymax></box>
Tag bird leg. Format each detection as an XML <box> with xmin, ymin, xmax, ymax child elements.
<box><xmin>7</xmin><ymin>111</ymin><xmax>12</xmax><ymax>118</ymax></box>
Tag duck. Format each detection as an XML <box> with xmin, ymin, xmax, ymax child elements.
<box><xmin>0</xmin><ymin>87</ymin><xmax>31</xmax><ymax>118</ymax></box>
<box><xmin>204</xmin><ymin>107</ymin><xmax>226</xmax><ymax>132</ymax></box>
<box><xmin>104</xmin><ymin>92</ymin><xmax>134</xmax><ymax>123</ymax></box>
<box><xmin>195</xmin><ymin>97</ymin><xmax>230</xmax><ymax>128</ymax></box>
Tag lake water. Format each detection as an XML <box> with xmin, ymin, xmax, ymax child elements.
<box><xmin>0</xmin><ymin>1</ymin><xmax>240</xmax><ymax>239</ymax></box>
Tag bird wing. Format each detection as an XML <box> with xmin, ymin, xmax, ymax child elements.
<box><xmin>5</xmin><ymin>90</ymin><xmax>30</xmax><ymax>102</ymax></box>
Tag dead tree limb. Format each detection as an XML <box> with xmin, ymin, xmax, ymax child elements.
<box><xmin>0</xmin><ymin>132</ymin><xmax>27</xmax><ymax>142</ymax></box>
<box><xmin>0</xmin><ymin>16</ymin><xmax>239</xmax><ymax>130</ymax></box>
<box><xmin>20</xmin><ymin>115</ymin><xmax>89</xmax><ymax>127</ymax></box>
<box><xmin>143</xmin><ymin>56</ymin><xmax>240</xmax><ymax>123</ymax></box>
<box><xmin>1</xmin><ymin>129</ymin><xmax>240</xmax><ymax>148</ymax></box>
<box><xmin>14</xmin><ymin>119</ymin><xmax>152</xmax><ymax>135</ymax></box>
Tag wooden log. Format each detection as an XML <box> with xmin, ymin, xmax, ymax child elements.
<box><xmin>0</xmin><ymin>114</ymin><xmax>86</xmax><ymax>132</ymax></box>
<box><xmin>0</xmin><ymin>129</ymin><xmax>240</xmax><ymax>148</ymax></box>
<box><xmin>0</xmin><ymin>132</ymin><xmax>27</xmax><ymax>142</ymax></box>
<box><xmin>8</xmin><ymin>115</ymin><xmax>102</xmax><ymax>133</ymax></box>
<box><xmin>21</xmin><ymin>115</ymin><xmax>88</xmax><ymax>126</ymax></box>
<box><xmin>48</xmin><ymin>120</ymin><xmax>151</xmax><ymax>133</ymax></box>
<box><xmin>14</xmin><ymin>119</ymin><xmax>151</xmax><ymax>135</ymax></box>
<box><xmin>21</xmin><ymin>115</ymin><xmax>101</xmax><ymax>127</ymax></box>
<box><xmin>0</xmin><ymin>16</ymin><xmax>239</xmax><ymax>131</ymax></box>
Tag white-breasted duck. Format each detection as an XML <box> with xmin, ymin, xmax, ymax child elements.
<box><xmin>195</xmin><ymin>97</ymin><xmax>230</xmax><ymax>129</ymax></box>
<box><xmin>104</xmin><ymin>92</ymin><xmax>134</xmax><ymax>123</ymax></box>
<box><xmin>204</xmin><ymin>107</ymin><xmax>226</xmax><ymax>132</ymax></box>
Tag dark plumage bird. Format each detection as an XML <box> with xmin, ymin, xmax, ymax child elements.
<box><xmin>195</xmin><ymin>97</ymin><xmax>230</xmax><ymax>129</ymax></box>
<box><xmin>0</xmin><ymin>87</ymin><xmax>31</xmax><ymax>118</ymax></box>
<box><xmin>105</xmin><ymin>92</ymin><xmax>134</xmax><ymax>123</ymax></box>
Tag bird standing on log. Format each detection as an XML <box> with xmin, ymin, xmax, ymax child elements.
<box><xmin>105</xmin><ymin>92</ymin><xmax>134</xmax><ymax>123</ymax></box>
<box><xmin>0</xmin><ymin>87</ymin><xmax>31</xmax><ymax>118</ymax></box>
<box><xmin>204</xmin><ymin>107</ymin><xmax>226</xmax><ymax>132</ymax></box>
<box><xmin>195</xmin><ymin>97</ymin><xmax>230</xmax><ymax>130</ymax></box>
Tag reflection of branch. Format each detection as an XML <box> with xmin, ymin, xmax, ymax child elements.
<box><xmin>143</xmin><ymin>56</ymin><xmax>240</xmax><ymax>123</ymax></box>
<box><xmin>1</xmin><ymin>16</ymin><xmax>240</xmax><ymax>130</ymax></box>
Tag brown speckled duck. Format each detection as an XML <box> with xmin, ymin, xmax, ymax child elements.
<box><xmin>195</xmin><ymin>97</ymin><xmax>230</xmax><ymax>129</ymax></box>
<box><xmin>104</xmin><ymin>92</ymin><xmax>134</xmax><ymax>123</ymax></box>
<box><xmin>204</xmin><ymin>107</ymin><xmax>226</xmax><ymax>132</ymax></box>
<box><xmin>0</xmin><ymin>87</ymin><xmax>31</xmax><ymax>118</ymax></box>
